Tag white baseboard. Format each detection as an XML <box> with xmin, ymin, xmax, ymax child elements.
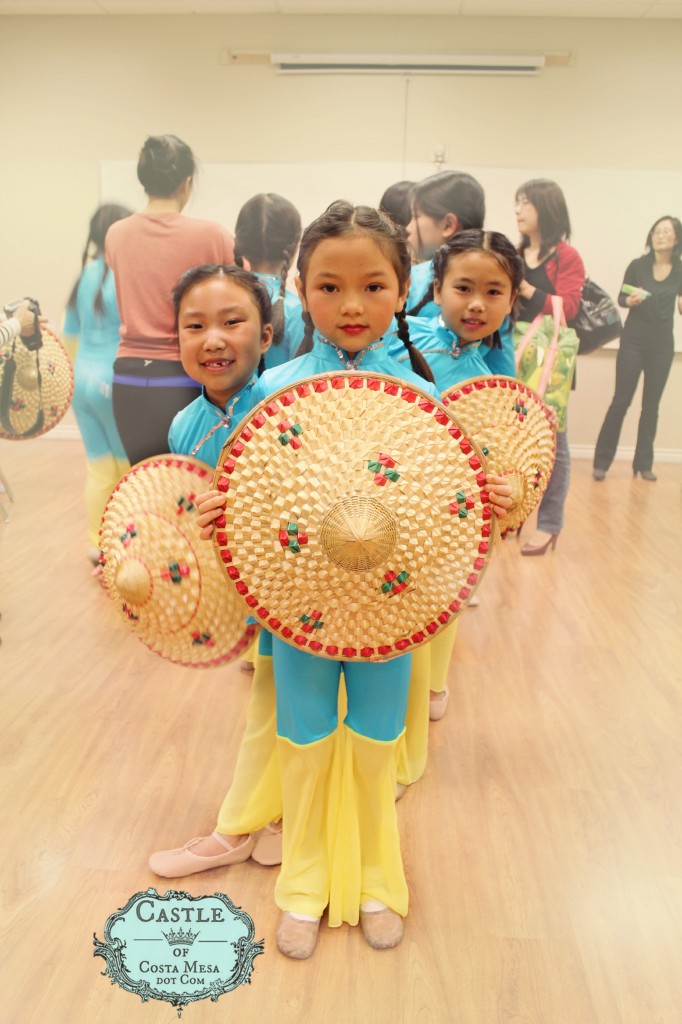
<box><xmin>570</xmin><ymin>444</ymin><xmax>682</xmax><ymax>464</ymax></box>
<box><xmin>24</xmin><ymin>424</ymin><xmax>682</xmax><ymax>465</ymax></box>
<box><xmin>44</xmin><ymin>424</ymin><xmax>82</xmax><ymax>441</ymax></box>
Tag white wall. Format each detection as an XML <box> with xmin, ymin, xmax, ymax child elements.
<box><xmin>1</xmin><ymin>13</ymin><xmax>681</xmax><ymax>455</ymax></box>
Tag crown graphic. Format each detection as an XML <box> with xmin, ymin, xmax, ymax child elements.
<box><xmin>161</xmin><ymin>927</ymin><xmax>199</xmax><ymax>946</ymax></box>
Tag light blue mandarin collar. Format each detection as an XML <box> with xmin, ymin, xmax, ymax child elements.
<box><xmin>187</xmin><ymin>373</ymin><xmax>259</xmax><ymax>461</ymax></box>
<box><xmin>311</xmin><ymin>333</ymin><xmax>387</xmax><ymax>370</ymax></box>
<box><xmin>252</xmin><ymin>329</ymin><xmax>441</xmax><ymax>403</ymax></box>
<box><xmin>399</xmin><ymin>316</ymin><xmax>483</xmax><ymax>359</ymax></box>
<box><xmin>432</xmin><ymin>316</ymin><xmax>483</xmax><ymax>357</ymax></box>
<box><xmin>202</xmin><ymin>372</ymin><xmax>259</xmax><ymax>418</ymax></box>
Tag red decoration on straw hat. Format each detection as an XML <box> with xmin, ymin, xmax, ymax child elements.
<box><xmin>100</xmin><ymin>455</ymin><xmax>257</xmax><ymax>668</ymax></box>
<box><xmin>212</xmin><ymin>372</ymin><xmax>497</xmax><ymax>662</ymax></box>
<box><xmin>441</xmin><ymin>375</ymin><xmax>556</xmax><ymax>536</ymax></box>
<box><xmin>0</xmin><ymin>326</ymin><xmax>74</xmax><ymax>440</ymax></box>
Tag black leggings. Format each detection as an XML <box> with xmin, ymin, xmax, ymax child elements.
<box><xmin>112</xmin><ymin>357</ymin><xmax>201</xmax><ymax>465</ymax></box>
<box><xmin>593</xmin><ymin>337</ymin><xmax>674</xmax><ymax>473</ymax></box>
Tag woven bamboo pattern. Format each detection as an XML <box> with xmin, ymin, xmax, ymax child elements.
<box><xmin>99</xmin><ymin>456</ymin><xmax>256</xmax><ymax>668</ymax></box>
<box><xmin>0</xmin><ymin>326</ymin><xmax>74</xmax><ymax>440</ymax></box>
<box><xmin>212</xmin><ymin>372</ymin><xmax>497</xmax><ymax>662</ymax></box>
<box><xmin>441</xmin><ymin>375</ymin><xmax>556</xmax><ymax>535</ymax></box>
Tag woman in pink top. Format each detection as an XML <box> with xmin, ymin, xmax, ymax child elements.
<box><xmin>106</xmin><ymin>134</ymin><xmax>234</xmax><ymax>464</ymax></box>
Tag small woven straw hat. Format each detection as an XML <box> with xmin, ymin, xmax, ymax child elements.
<box><xmin>212</xmin><ymin>372</ymin><xmax>497</xmax><ymax>662</ymax></box>
<box><xmin>100</xmin><ymin>455</ymin><xmax>257</xmax><ymax>668</ymax></box>
<box><xmin>441</xmin><ymin>375</ymin><xmax>556</xmax><ymax>535</ymax></box>
<box><xmin>0</xmin><ymin>326</ymin><xmax>74</xmax><ymax>440</ymax></box>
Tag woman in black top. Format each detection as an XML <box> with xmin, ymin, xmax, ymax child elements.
<box><xmin>593</xmin><ymin>216</ymin><xmax>682</xmax><ymax>481</ymax></box>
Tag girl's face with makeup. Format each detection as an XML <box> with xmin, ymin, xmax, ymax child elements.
<box><xmin>297</xmin><ymin>233</ymin><xmax>408</xmax><ymax>354</ymax></box>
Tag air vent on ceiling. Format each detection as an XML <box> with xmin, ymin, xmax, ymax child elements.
<box><xmin>269</xmin><ymin>52</ymin><xmax>547</xmax><ymax>76</ymax></box>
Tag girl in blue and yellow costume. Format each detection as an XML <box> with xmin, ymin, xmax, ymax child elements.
<box><xmin>193</xmin><ymin>203</ymin><xmax>513</xmax><ymax>960</ymax></box>
<box><xmin>233</xmin><ymin>192</ymin><xmax>305</xmax><ymax>370</ymax></box>
<box><xmin>405</xmin><ymin>170</ymin><xmax>517</xmax><ymax>378</ymax></box>
<box><xmin>62</xmin><ymin>204</ymin><xmax>133</xmax><ymax>565</ymax></box>
<box><xmin>150</xmin><ymin>265</ymin><xmax>284</xmax><ymax>878</ymax></box>
<box><xmin>150</xmin><ymin>252</ymin><xmax>432</xmax><ymax>883</ymax></box>
<box><xmin>390</xmin><ymin>230</ymin><xmax>523</xmax><ymax>783</ymax></box>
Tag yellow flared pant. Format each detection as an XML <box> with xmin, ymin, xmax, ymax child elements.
<box><xmin>214</xmin><ymin>649</ymin><xmax>282</xmax><ymax>835</ymax></box>
<box><xmin>397</xmin><ymin>620</ymin><xmax>459</xmax><ymax>785</ymax></box>
<box><xmin>275</xmin><ymin>727</ymin><xmax>407</xmax><ymax>926</ymax></box>
<box><xmin>87</xmin><ymin>453</ymin><xmax>129</xmax><ymax>548</ymax></box>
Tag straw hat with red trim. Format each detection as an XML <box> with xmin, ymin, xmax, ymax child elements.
<box><xmin>99</xmin><ymin>455</ymin><xmax>257</xmax><ymax>668</ymax></box>
<box><xmin>440</xmin><ymin>375</ymin><xmax>556</xmax><ymax>536</ymax></box>
<box><xmin>0</xmin><ymin>326</ymin><xmax>74</xmax><ymax>440</ymax></box>
<box><xmin>212</xmin><ymin>371</ymin><xmax>497</xmax><ymax>663</ymax></box>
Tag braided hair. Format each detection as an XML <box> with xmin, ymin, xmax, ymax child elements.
<box><xmin>67</xmin><ymin>203</ymin><xmax>133</xmax><ymax>315</ymax></box>
<box><xmin>294</xmin><ymin>200</ymin><xmax>434</xmax><ymax>384</ymax></box>
<box><xmin>234</xmin><ymin>193</ymin><xmax>302</xmax><ymax>348</ymax></box>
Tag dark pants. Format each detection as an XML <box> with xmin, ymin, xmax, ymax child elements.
<box><xmin>112</xmin><ymin>357</ymin><xmax>201</xmax><ymax>465</ymax></box>
<box><xmin>593</xmin><ymin>338</ymin><xmax>674</xmax><ymax>473</ymax></box>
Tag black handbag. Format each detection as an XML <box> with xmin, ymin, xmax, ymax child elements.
<box><xmin>570</xmin><ymin>278</ymin><xmax>622</xmax><ymax>355</ymax></box>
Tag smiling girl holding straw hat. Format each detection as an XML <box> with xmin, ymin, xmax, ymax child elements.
<box><xmin>148</xmin><ymin>264</ymin><xmax>290</xmax><ymax>875</ymax></box>
<box><xmin>390</xmin><ymin>228</ymin><xmax>525</xmax><ymax>772</ymax></box>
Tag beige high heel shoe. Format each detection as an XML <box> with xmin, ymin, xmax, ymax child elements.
<box><xmin>520</xmin><ymin>533</ymin><xmax>558</xmax><ymax>557</ymax></box>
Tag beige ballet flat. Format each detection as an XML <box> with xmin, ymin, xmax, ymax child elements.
<box><xmin>359</xmin><ymin>906</ymin><xmax>404</xmax><ymax>950</ymax></box>
<box><xmin>276</xmin><ymin>912</ymin><xmax>321</xmax><ymax>960</ymax></box>
<box><xmin>148</xmin><ymin>832</ymin><xmax>255</xmax><ymax>878</ymax></box>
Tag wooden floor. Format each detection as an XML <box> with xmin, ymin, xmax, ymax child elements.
<box><xmin>1</xmin><ymin>438</ymin><xmax>681</xmax><ymax>1024</ymax></box>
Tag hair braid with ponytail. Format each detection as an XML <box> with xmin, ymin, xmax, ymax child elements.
<box><xmin>295</xmin><ymin>200</ymin><xmax>434</xmax><ymax>384</ymax></box>
<box><xmin>234</xmin><ymin>193</ymin><xmax>302</xmax><ymax>349</ymax></box>
<box><xmin>67</xmin><ymin>203</ymin><xmax>133</xmax><ymax>315</ymax></box>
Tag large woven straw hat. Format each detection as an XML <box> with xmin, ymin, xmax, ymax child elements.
<box><xmin>100</xmin><ymin>455</ymin><xmax>257</xmax><ymax>668</ymax></box>
<box><xmin>441</xmin><ymin>375</ymin><xmax>556</xmax><ymax>535</ymax></box>
<box><xmin>0</xmin><ymin>326</ymin><xmax>74</xmax><ymax>440</ymax></box>
<box><xmin>212</xmin><ymin>372</ymin><xmax>497</xmax><ymax>662</ymax></box>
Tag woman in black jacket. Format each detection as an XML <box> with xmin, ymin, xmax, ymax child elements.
<box><xmin>593</xmin><ymin>216</ymin><xmax>682</xmax><ymax>481</ymax></box>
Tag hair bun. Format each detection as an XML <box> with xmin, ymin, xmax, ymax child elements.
<box><xmin>137</xmin><ymin>134</ymin><xmax>195</xmax><ymax>198</ymax></box>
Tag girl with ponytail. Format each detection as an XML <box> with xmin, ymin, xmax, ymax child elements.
<box><xmin>291</xmin><ymin>200</ymin><xmax>435</xmax><ymax>383</ymax></box>
<box><xmin>233</xmin><ymin>193</ymin><xmax>303</xmax><ymax>368</ymax></box>
<box><xmin>391</xmin><ymin>230</ymin><xmax>521</xmax><ymax>778</ymax></box>
<box><xmin>63</xmin><ymin>203</ymin><xmax>133</xmax><ymax>566</ymax></box>
<box><xmin>396</xmin><ymin>229</ymin><xmax>522</xmax><ymax>388</ymax></box>
<box><xmin>405</xmin><ymin>170</ymin><xmax>486</xmax><ymax>318</ymax></box>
